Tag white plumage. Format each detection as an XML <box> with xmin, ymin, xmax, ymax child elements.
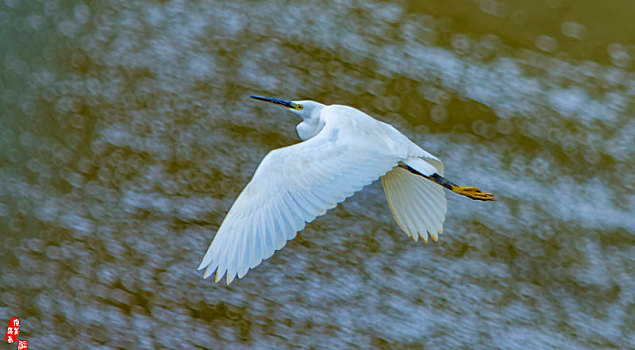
<box><xmin>199</xmin><ymin>96</ymin><xmax>493</xmax><ymax>284</ymax></box>
<box><xmin>382</xmin><ymin>164</ymin><xmax>446</xmax><ymax>243</ymax></box>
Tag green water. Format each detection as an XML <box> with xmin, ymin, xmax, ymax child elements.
<box><xmin>0</xmin><ymin>0</ymin><xmax>633</xmax><ymax>348</ymax></box>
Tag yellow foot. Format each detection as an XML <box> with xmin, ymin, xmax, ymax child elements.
<box><xmin>452</xmin><ymin>186</ymin><xmax>496</xmax><ymax>201</ymax></box>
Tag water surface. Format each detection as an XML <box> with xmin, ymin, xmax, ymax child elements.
<box><xmin>0</xmin><ymin>0</ymin><xmax>633</xmax><ymax>348</ymax></box>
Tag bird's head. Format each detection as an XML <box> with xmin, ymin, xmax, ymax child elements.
<box><xmin>250</xmin><ymin>96</ymin><xmax>323</xmax><ymax>120</ymax></box>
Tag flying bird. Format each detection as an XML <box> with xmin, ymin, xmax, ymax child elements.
<box><xmin>199</xmin><ymin>96</ymin><xmax>495</xmax><ymax>284</ymax></box>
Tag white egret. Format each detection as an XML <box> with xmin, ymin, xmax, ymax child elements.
<box><xmin>199</xmin><ymin>96</ymin><xmax>495</xmax><ymax>284</ymax></box>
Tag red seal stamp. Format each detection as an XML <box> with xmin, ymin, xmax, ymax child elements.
<box><xmin>3</xmin><ymin>318</ymin><xmax>26</xmax><ymax>349</ymax></box>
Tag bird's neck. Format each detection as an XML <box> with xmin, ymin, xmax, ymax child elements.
<box><xmin>296</xmin><ymin>117</ymin><xmax>324</xmax><ymax>140</ymax></box>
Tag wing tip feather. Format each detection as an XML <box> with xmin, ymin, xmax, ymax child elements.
<box><xmin>215</xmin><ymin>270</ymin><xmax>223</xmax><ymax>283</ymax></box>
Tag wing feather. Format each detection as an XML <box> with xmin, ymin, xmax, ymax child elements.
<box><xmin>416</xmin><ymin>188</ymin><xmax>443</xmax><ymax>240</ymax></box>
<box><xmin>381</xmin><ymin>165</ymin><xmax>447</xmax><ymax>242</ymax></box>
<box><xmin>410</xmin><ymin>182</ymin><xmax>440</xmax><ymax>234</ymax></box>
<box><xmin>214</xmin><ymin>239</ymin><xmax>229</xmax><ymax>282</ymax></box>
<box><xmin>249</xmin><ymin>211</ymin><xmax>265</xmax><ymax>267</ymax></box>
<box><xmin>237</xmin><ymin>224</ymin><xmax>249</xmax><ymax>279</ymax></box>
<box><xmin>414</xmin><ymin>192</ymin><xmax>435</xmax><ymax>241</ymax></box>
<box><xmin>416</xmin><ymin>182</ymin><xmax>445</xmax><ymax>235</ymax></box>
<box><xmin>395</xmin><ymin>175</ymin><xmax>421</xmax><ymax>240</ymax></box>
<box><xmin>270</xmin><ymin>195</ymin><xmax>291</xmax><ymax>246</ymax></box>
<box><xmin>199</xmin><ymin>114</ymin><xmax>405</xmax><ymax>283</ymax></box>
<box><xmin>261</xmin><ymin>204</ymin><xmax>275</xmax><ymax>261</ymax></box>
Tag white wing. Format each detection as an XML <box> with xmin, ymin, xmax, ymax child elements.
<box><xmin>199</xmin><ymin>113</ymin><xmax>406</xmax><ymax>284</ymax></box>
<box><xmin>381</xmin><ymin>162</ymin><xmax>447</xmax><ymax>243</ymax></box>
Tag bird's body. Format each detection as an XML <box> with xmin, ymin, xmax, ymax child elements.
<box><xmin>199</xmin><ymin>96</ymin><xmax>495</xmax><ymax>284</ymax></box>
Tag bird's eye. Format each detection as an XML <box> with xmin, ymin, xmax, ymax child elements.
<box><xmin>297</xmin><ymin>105</ymin><xmax>303</xmax><ymax>110</ymax></box>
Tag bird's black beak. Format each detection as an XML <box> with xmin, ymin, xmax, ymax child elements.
<box><xmin>250</xmin><ymin>95</ymin><xmax>296</xmax><ymax>109</ymax></box>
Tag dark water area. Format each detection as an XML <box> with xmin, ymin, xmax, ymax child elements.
<box><xmin>0</xmin><ymin>0</ymin><xmax>633</xmax><ymax>348</ymax></box>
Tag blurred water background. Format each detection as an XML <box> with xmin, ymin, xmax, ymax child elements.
<box><xmin>1</xmin><ymin>0</ymin><xmax>634</xmax><ymax>348</ymax></box>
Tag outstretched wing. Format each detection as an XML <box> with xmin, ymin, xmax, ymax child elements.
<box><xmin>198</xmin><ymin>116</ymin><xmax>404</xmax><ymax>284</ymax></box>
<box><xmin>381</xmin><ymin>160</ymin><xmax>447</xmax><ymax>243</ymax></box>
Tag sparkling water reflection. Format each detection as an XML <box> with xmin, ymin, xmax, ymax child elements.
<box><xmin>0</xmin><ymin>0</ymin><xmax>633</xmax><ymax>349</ymax></box>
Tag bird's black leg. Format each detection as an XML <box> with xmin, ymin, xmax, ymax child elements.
<box><xmin>399</xmin><ymin>164</ymin><xmax>496</xmax><ymax>201</ymax></box>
